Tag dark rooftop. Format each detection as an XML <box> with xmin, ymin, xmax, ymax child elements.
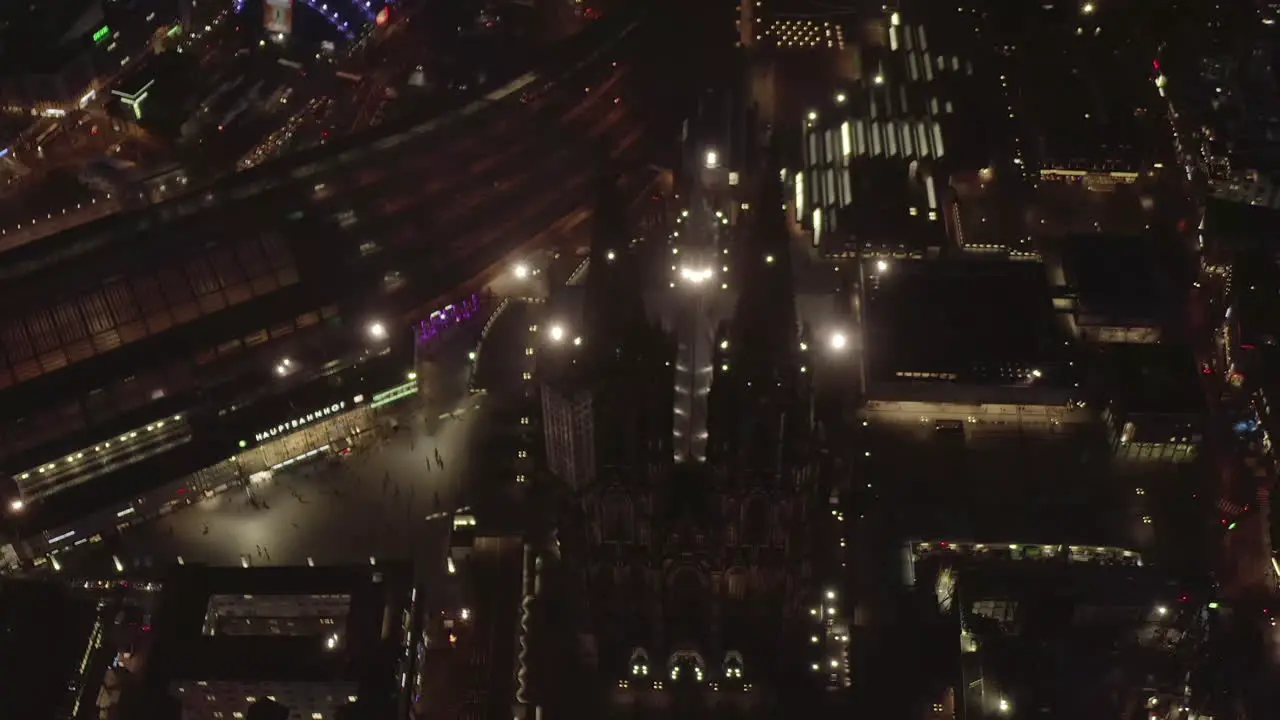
<box><xmin>145</xmin><ymin>563</ymin><xmax>411</xmax><ymax>686</ymax></box>
<box><xmin>1204</xmin><ymin>196</ymin><xmax>1280</xmax><ymax>250</ymax></box>
<box><xmin>1059</xmin><ymin>234</ymin><xmax>1179</xmax><ymax>326</ymax></box>
<box><xmin>866</xmin><ymin>419</ymin><xmax>1128</xmax><ymax>545</ymax></box>
<box><xmin>0</xmin><ymin>578</ymin><xmax>101</xmax><ymax>720</ymax></box>
<box><xmin>1100</xmin><ymin>343</ymin><xmax>1206</xmax><ymax>416</ymax></box>
<box><xmin>0</xmin><ymin>0</ymin><xmax>103</xmax><ymax>74</ymax></box>
<box><xmin>863</xmin><ymin>259</ymin><xmax>1075</xmax><ymax>387</ymax></box>
<box><xmin>986</xmin><ymin>0</ymin><xmax>1157</xmax><ymax>170</ymax></box>
<box><xmin>842</xmin><ymin>159</ymin><xmax>946</xmax><ymax>253</ymax></box>
<box><xmin>955</xmin><ymin>561</ymin><xmax>1173</xmax><ymax>612</ymax></box>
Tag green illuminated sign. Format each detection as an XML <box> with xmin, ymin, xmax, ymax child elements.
<box><xmin>93</xmin><ymin>25</ymin><xmax>110</xmax><ymax>43</ymax></box>
<box><xmin>371</xmin><ymin>380</ymin><xmax>418</xmax><ymax>408</ymax></box>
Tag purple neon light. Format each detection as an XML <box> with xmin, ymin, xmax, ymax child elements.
<box><xmin>417</xmin><ymin>293</ymin><xmax>481</xmax><ymax>343</ymax></box>
<box><xmin>297</xmin><ymin>0</ymin><xmax>359</xmax><ymax>39</ymax></box>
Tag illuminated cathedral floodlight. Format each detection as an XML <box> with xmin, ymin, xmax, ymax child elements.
<box><xmin>679</xmin><ymin>267</ymin><xmax>714</xmax><ymax>285</ymax></box>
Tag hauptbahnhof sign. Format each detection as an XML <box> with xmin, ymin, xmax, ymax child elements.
<box><xmin>254</xmin><ymin>401</ymin><xmax>346</xmax><ymax>443</ymax></box>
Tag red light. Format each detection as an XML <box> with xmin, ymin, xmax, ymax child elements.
<box><xmin>142</xmin><ymin>624</ymin><xmax>152</xmax><ymax>631</ymax></box>
<box><xmin>376</xmin><ymin>7</ymin><xmax>390</xmax><ymax>26</ymax></box>
<box><xmin>1243</xmin><ymin>344</ymin><xmax>1257</xmax><ymax>350</ymax></box>
<box><xmin>217</xmin><ymin>125</ymin><xmax>224</xmax><ymax>131</ymax></box>
<box><xmin>1152</xmin><ymin>59</ymin><xmax>1160</xmax><ymax>71</ymax></box>
<box><xmin>940</xmin><ymin>541</ymin><xmax>949</xmax><ymax>547</ymax></box>
<box><xmin>177</xmin><ymin>487</ymin><xmax>186</xmax><ymax>494</ymax></box>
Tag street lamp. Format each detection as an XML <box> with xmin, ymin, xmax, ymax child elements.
<box><xmin>367</xmin><ymin>321</ymin><xmax>388</xmax><ymax>341</ymax></box>
<box><xmin>549</xmin><ymin>324</ymin><xmax>566</xmax><ymax>343</ymax></box>
<box><xmin>998</xmin><ymin>697</ymin><xmax>1011</xmax><ymax>714</ymax></box>
<box><xmin>513</xmin><ymin>263</ymin><xmax>530</xmax><ymax>280</ymax></box>
<box><xmin>8</xmin><ymin>498</ymin><xmax>23</xmax><ymax>513</ymax></box>
<box><xmin>828</xmin><ymin>331</ymin><xmax>849</xmax><ymax>352</ymax></box>
<box><xmin>875</xmin><ymin>259</ymin><xmax>889</xmax><ymax>273</ymax></box>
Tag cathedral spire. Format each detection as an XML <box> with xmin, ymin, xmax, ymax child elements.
<box><xmin>715</xmin><ymin>146</ymin><xmax>803</xmax><ymax>479</ymax></box>
<box><xmin>729</xmin><ymin>146</ymin><xmax>799</xmax><ymax>379</ymax></box>
<box><xmin>583</xmin><ymin>171</ymin><xmax>645</xmax><ymax>366</ymax></box>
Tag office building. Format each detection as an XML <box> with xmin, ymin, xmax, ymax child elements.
<box><xmin>795</xmin><ymin>6</ymin><xmax>997</xmax><ymax>258</ymax></box>
<box><xmin>143</xmin><ymin>563</ymin><xmax>415</xmax><ymax>720</ymax></box>
<box><xmin>1097</xmin><ymin>344</ymin><xmax>1205</xmax><ymax>464</ymax></box>
<box><xmin>903</xmin><ymin>547</ymin><xmax>1192</xmax><ymax>718</ymax></box>
<box><xmin>860</xmin><ymin>258</ymin><xmax>1082</xmax><ymax>412</ymax></box>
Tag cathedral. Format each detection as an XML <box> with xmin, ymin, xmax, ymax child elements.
<box><xmin>538</xmin><ymin>148</ymin><xmax>834</xmax><ymax>717</ymax></box>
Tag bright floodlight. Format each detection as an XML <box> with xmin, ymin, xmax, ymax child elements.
<box><xmin>873</xmin><ymin>74</ymin><xmax>885</xmax><ymax>85</ymax></box>
<box><xmin>513</xmin><ymin>263</ymin><xmax>530</xmax><ymax>279</ymax></box>
<box><xmin>875</xmin><ymin>259</ymin><xmax>889</xmax><ymax>273</ymax></box>
<box><xmin>998</xmin><ymin>698</ymin><xmax>1011</xmax><ymax>714</ymax></box>
<box><xmin>835</xmin><ymin>92</ymin><xmax>847</xmax><ymax>104</ymax></box>
<box><xmin>829</xmin><ymin>331</ymin><xmax>849</xmax><ymax>352</ymax></box>
<box><xmin>1156</xmin><ymin>605</ymin><xmax>1168</xmax><ymax>616</ymax></box>
<box><xmin>1081</xmin><ymin>1</ymin><xmax>1094</xmax><ymax>13</ymax></box>
<box><xmin>8</xmin><ymin>498</ymin><xmax>23</xmax><ymax>512</ymax></box>
<box><xmin>704</xmin><ymin>149</ymin><xmax>720</xmax><ymax>170</ymax></box>
<box><xmin>549</xmin><ymin>324</ymin><xmax>566</xmax><ymax>343</ymax></box>
<box><xmin>680</xmin><ymin>267</ymin><xmax>714</xmax><ymax>284</ymax></box>
<box><xmin>367</xmin><ymin>321</ymin><xmax>388</xmax><ymax>341</ymax></box>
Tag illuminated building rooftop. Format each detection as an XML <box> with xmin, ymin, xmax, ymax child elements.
<box><xmin>145</xmin><ymin>563</ymin><xmax>413</xmax><ymax>718</ymax></box>
<box><xmin>862</xmin><ymin>259</ymin><xmax>1077</xmax><ymax>398</ymax></box>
